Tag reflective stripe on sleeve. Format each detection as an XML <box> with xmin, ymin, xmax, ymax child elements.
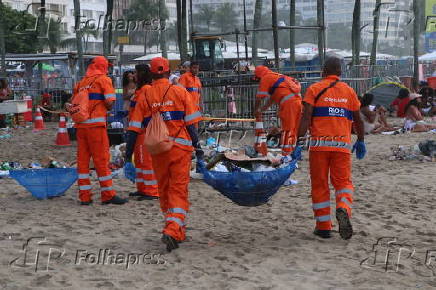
<box><xmin>129</xmin><ymin>121</ymin><xmax>142</xmax><ymax>129</ymax></box>
<box><xmin>184</xmin><ymin>111</ymin><xmax>202</xmax><ymax>122</ymax></box>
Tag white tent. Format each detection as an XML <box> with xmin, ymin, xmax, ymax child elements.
<box><xmin>134</xmin><ymin>52</ymin><xmax>181</xmax><ymax>61</ymax></box>
<box><xmin>419</xmin><ymin>51</ymin><xmax>436</xmax><ymax>62</ymax></box>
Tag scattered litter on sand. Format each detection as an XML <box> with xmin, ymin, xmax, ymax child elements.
<box><xmin>389</xmin><ymin>140</ymin><xmax>436</xmax><ymax>162</ymax></box>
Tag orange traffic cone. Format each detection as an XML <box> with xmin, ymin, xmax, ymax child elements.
<box><xmin>254</xmin><ymin>115</ymin><xmax>268</xmax><ymax>156</ymax></box>
<box><xmin>33</xmin><ymin>107</ymin><xmax>45</xmax><ymax>131</ymax></box>
<box><xmin>55</xmin><ymin>114</ymin><xmax>71</xmax><ymax>146</ymax></box>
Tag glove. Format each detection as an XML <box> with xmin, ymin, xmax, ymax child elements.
<box><xmin>123</xmin><ymin>162</ymin><xmax>136</xmax><ymax>183</ymax></box>
<box><xmin>291</xmin><ymin>145</ymin><xmax>303</xmax><ymax>161</ymax></box>
<box><xmin>196</xmin><ymin>159</ymin><xmax>207</xmax><ymax>174</ymax></box>
<box><xmin>352</xmin><ymin>141</ymin><xmax>366</xmax><ymax>160</ymax></box>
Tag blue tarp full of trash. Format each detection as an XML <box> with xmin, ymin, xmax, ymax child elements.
<box><xmin>199</xmin><ymin>159</ymin><xmax>298</xmax><ymax>207</ymax></box>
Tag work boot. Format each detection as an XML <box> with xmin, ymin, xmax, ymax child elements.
<box><xmin>129</xmin><ymin>191</ymin><xmax>142</xmax><ymax>197</ymax></box>
<box><xmin>336</xmin><ymin>208</ymin><xmax>353</xmax><ymax>240</ymax></box>
<box><xmin>102</xmin><ymin>195</ymin><xmax>128</xmax><ymax>205</ymax></box>
<box><xmin>313</xmin><ymin>229</ymin><xmax>332</xmax><ymax>239</ymax></box>
<box><xmin>137</xmin><ymin>194</ymin><xmax>159</xmax><ymax>201</ymax></box>
<box><xmin>80</xmin><ymin>200</ymin><xmax>93</xmax><ymax>206</ymax></box>
<box><xmin>161</xmin><ymin>234</ymin><xmax>179</xmax><ymax>252</ymax></box>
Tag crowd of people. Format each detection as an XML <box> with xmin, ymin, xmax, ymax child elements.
<box><xmin>358</xmin><ymin>83</ymin><xmax>436</xmax><ymax>134</ymax></box>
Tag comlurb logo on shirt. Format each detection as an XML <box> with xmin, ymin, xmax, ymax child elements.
<box><xmin>151</xmin><ymin>100</ymin><xmax>174</xmax><ymax>108</ymax></box>
<box><xmin>324</xmin><ymin>97</ymin><xmax>348</xmax><ymax>103</ymax></box>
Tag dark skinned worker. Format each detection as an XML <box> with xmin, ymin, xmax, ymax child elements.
<box><xmin>295</xmin><ymin>57</ymin><xmax>366</xmax><ymax>240</ymax></box>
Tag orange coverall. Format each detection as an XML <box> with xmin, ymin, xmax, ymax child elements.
<box><xmin>178</xmin><ymin>71</ymin><xmax>202</xmax><ymax>111</ymax></box>
<box><xmin>128</xmin><ymin>78</ymin><xmax>202</xmax><ymax>241</ymax></box>
<box><xmin>74</xmin><ymin>57</ymin><xmax>117</xmax><ymax>203</ymax></box>
<box><xmin>128</xmin><ymin>85</ymin><xmax>158</xmax><ymax>197</ymax></box>
<box><xmin>256</xmin><ymin>70</ymin><xmax>302</xmax><ymax>155</ymax></box>
<box><xmin>304</xmin><ymin>75</ymin><xmax>361</xmax><ymax>231</ymax></box>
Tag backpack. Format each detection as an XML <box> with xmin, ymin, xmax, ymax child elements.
<box><xmin>67</xmin><ymin>77</ymin><xmax>99</xmax><ymax>123</ymax></box>
<box><xmin>143</xmin><ymin>85</ymin><xmax>175</xmax><ymax>155</ymax></box>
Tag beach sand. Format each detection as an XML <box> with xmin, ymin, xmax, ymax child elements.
<box><xmin>0</xmin><ymin>122</ymin><xmax>435</xmax><ymax>289</ymax></box>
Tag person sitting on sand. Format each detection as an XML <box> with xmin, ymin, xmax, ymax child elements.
<box><xmin>390</xmin><ymin>88</ymin><xmax>410</xmax><ymax>118</ymax></box>
<box><xmin>404</xmin><ymin>93</ymin><xmax>436</xmax><ymax>132</ymax></box>
<box><xmin>360</xmin><ymin>93</ymin><xmax>395</xmax><ymax>134</ymax></box>
<box><xmin>419</xmin><ymin>86</ymin><xmax>436</xmax><ymax>117</ymax></box>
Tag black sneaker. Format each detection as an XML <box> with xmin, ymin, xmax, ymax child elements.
<box><xmin>336</xmin><ymin>208</ymin><xmax>353</xmax><ymax>240</ymax></box>
<box><xmin>313</xmin><ymin>229</ymin><xmax>332</xmax><ymax>239</ymax></box>
<box><xmin>161</xmin><ymin>234</ymin><xmax>179</xmax><ymax>252</ymax></box>
<box><xmin>137</xmin><ymin>194</ymin><xmax>159</xmax><ymax>201</ymax></box>
<box><xmin>129</xmin><ymin>191</ymin><xmax>142</xmax><ymax>197</ymax></box>
<box><xmin>80</xmin><ymin>200</ymin><xmax>93</xmax><ymax>206</ymax></box>
<box><xmin>102</xmin><ymin>195</ymin><xmax>128</xmax><ymax>205</ymax></box>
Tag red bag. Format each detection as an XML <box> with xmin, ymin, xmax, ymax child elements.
<box><xmin>144</xmin><ymin>85</ymin><xmax>174</xmax><ymax>155</ymax></box>
<box><xmin>67</xmin><ymin>77</ymin><xmax>98</xmax><ymax>123</ymax></box>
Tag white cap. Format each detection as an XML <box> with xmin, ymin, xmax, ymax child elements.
<box><xmin>182</xmin><ymin>61</ymin><xmax>191</xmax><ymax>67</ymax></box>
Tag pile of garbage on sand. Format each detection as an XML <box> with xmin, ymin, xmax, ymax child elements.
<box><xmin>389</xmin><ymin>140</ymin><xmax>436</xmax><ymax>162</ymax></box>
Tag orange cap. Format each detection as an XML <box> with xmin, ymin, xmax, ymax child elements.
<box><xmin>150</xmin><ymin>57</ymin><xmax>170</xmax><ymax>74</ymax></box>
<box><xmin>254</xmin><ymin>65</ymin><xmax>270</xmax><ymax>79</ymax></box>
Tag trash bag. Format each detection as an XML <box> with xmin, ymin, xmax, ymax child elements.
<box><xmin>198</xmin><ymin>159</ymin><xmax>298</xmax><ymax>207</ymax></box>
<box><xmin>418</xmin><ymin>140</ymin><xmax>436</xmax><ymax>157</ymax></box>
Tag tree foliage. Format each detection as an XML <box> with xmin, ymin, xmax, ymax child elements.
<box><xmin>126</xmin><ymin>0</ymin><xmax>169</xmax><ymax>50</ymax></box>
<box><xmin>0</xmin><ymin>3</ymin><xmax>39</xmax><ymax>53</ymax></box>
<box><xmin>214</xmin><ymin>3</ymin><xmax>239</xmax><ymax>33</ymax></box>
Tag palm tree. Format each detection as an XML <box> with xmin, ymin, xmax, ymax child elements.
<box><xmin>181</xmin><ymin>0</ymin><xmax>188</xmax><ymax>61</ymax></box>
<box><xmin>370</xmin><ymin>0</ymin><xmax>381</xmax><ymax>68</ymax></box>
<box><xmin>0</xmin><ymin>0</ymin><xmax>6</xmax><ymax>77</ymax></box>
<box><xmin>73</xmin><ymin>0</ymin><xmax>84</xmax><ymax>77</ymax></box>
<box><xmin>103</xmin><ymin>0</ymin><xmax>114</xmax><ymax>57</ymax></box>
<box><xmin>197</xmin><ymin>5</ymin><xmax>215</xmax><ymax>32</ymax></box>
<box><xmin>289</xmin><ymin>0</ymin><xmax>296</xmax><ymax>69</ymax></box>
<box><xmin>252</xmin><ymin>0</ymin><xmax>262</xmax><ymax>65</ymax></box>
<box><xmin>214</xmin><ymin>3</ymin><xmax>238</xmax><ymax>33</ymax></box>
<box><xmin>60</xmin><ymin>27</ymin><xmax>100</xmax><ymax>54</ymax></box>
<box><xmin>128</xmin><ymin>0</ymin><xmax>168</xmax><ymax>55</ymax></box>
<box><xmin>413</xmin><ymin>0</ymin><xmax>419</xmax><ymax>89</ymax></box>
<box><xmin>38</xmin><ymin>0</ymin><xmax>46</xmax><ymax>52</ymax></box>
<box><xmin>351</xmin><ymin>0</ymin><xmax>361</xmax><ymax>66</ymax></box>
<box><xmin>159</xmin><ymin>0</ymin><xmax>168</xmax><ymax>58</ymax></box>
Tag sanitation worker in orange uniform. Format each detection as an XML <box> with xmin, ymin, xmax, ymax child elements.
<box><xmin>73</xmin><ymin>56</ymin><xmax>128</xmax><ymax>205</ymax></box>
<box><xmin>178</xmin><ymin>61</ymin><xmax>202</xmax><ymax>112</ymax></box>
<box><xmin>296</xmin><ymin>57</ymin><xmax>366</xmax><ymax>240</ymax></box>
<box><xmin>254</xmin><ymin>65</ymin><xmax>302</xmax><ymax>156</ymax></box>
<box><xmin>125</xmin><ymin>57</ymin><xmax>203</xmax><ymax>252</ymax></box>
<box><xmin>128</xmin><ymin>64</ymin><xmax>159</xmax><ymax>200</ymax></box>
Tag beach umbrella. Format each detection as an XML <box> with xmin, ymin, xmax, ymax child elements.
<box><xmin>366</xmin><ymin>82</ymin><xmax>407</xmax><ymax>108</ymax></box>
<box><xmin>41</xmin><ymin>63</ymin><xmax>55</xmax><ymax>71</ymax></box>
